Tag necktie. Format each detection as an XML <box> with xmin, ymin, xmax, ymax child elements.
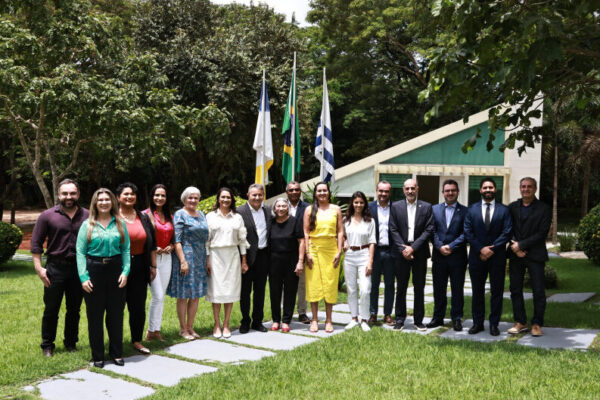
<box><xmin>485</xmin><ymin>203</ymin><xmax>491</xmax><ymax>230</ymax></box>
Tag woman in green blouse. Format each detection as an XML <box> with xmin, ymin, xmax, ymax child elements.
<box><xmin>76</xmin><ymin>188</ymin><xmax>130</xmax><ymax>368</ymax></box>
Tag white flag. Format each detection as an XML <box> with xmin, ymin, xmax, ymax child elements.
<box><xmin>315</xmin><ymin>68</ymin><xmax>334</xmax><ymax>183</ymax></box>
<box><xmin>253</xmin><ymin>71</ymin><xmax>273</xmax><ymax>186</ymax></box>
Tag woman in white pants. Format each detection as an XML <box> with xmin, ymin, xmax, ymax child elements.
<box><xmin>343</xmin><ymin>191</ymin><xmax>376</xmax><ymax>332</ymax></box>
<box><xmin>144</xmin><ymin>184</ymin><xmax>174</xmax><ymax>341</ymax></box>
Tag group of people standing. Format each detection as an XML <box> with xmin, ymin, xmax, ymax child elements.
<box><xmin>31</xmin><ymin>174</ymin><xmax>550</xmax><ymax>368</ymax></box>
<box><xmin>365</xmin><ymin>176</ymin><xmax>551</xmax><ymax>338</ymax></box>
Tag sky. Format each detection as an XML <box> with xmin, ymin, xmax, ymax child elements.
<box><xmin>210</xmin><ymin>0</ymin><xmax>312</xmax><ymax>26</ymax></box>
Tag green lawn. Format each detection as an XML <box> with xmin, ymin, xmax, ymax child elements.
<box><xmin>1</xmin><ymin>258</ymin><xmax>599</xmax><ymax>399</ymax></box>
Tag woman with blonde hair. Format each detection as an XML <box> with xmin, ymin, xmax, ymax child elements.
<box><xmin>303</xmin><ymin>182</ymin><xmax>344</xmax><ymax>333</ymax></box>
<box><xmin>76</xmin><ymin>188</ymin><xmax>130</xmax><ymax>368</ymax></box>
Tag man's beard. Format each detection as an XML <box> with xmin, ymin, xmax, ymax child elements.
<box><xmin>60</xmin><ymin>199</ymin><xmax>78</xmax><ymax>210</ymax></box>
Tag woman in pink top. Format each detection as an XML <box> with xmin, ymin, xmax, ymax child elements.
<box><xmin>143</xmin><ymin>184</ymin><xmax>174</xmax><ymax>342</ymax></box>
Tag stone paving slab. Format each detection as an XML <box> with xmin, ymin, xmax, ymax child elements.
<box><xmin>103</xmin><ymin>354</ymin><xmax>216</xmax><ymax>386</ymax></box>
<box><xmin>265</xmin><ymin>321</ymin><xmax>345</xmax><ymax>338</ymax></box>
<box><xmin>381</xmin><ymin>317</ymin><xmax>449</xmax><ymax>335</ymax></box>
<box><xmin>332</xmin><ymin>303</ymin><xmax>350</xmax><ymax>313</ymax></box>
<box><xmin>28</xmin><ymin>370</ymin><xmax>154</xmax><ymax>400</ymax></box>
<box><xmin>547</xmin><ymin>293</ymin><xmax>596</xmax><ymax>303</ymax></box>
<box><xmin>165</xmin><ymin>339</ymin><xmax>275</xmax><ymax>364</ymax></box>
<box><xmin>559</xmin><ymin>251</ymin><xmax>587</xmax><ymax>259</ymax></box>
<box><xmin>516</xmin><ymin>327</ymin><xmax>600</xmax><ymax>350</ymax></box>
<box><xmin>226</xmin><ymin>329</ymin><xmax>318</xmax><ymax>350</ymax></box>
<box><xmin>503</xmin><ymin>292</ymin><xmax>533</xmax><ymax>300</ymax></box>
<box><xmin>439</xmin><ymin>320</ymin><xmax>513</xmax><ymax>343</ymax></box>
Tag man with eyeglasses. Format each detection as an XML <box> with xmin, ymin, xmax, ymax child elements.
<box><xmin>285</xmin><ymin>181</ymin><xmax>311</xmax><ymax>323</ymax></box>
<box><xmin>428</xmin><ymin>179</ymin><xmax>468</xmax><ymax>331</ymax></box>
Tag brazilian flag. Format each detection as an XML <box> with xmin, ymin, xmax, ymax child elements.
<box><xmin>281</xmin><ymin>63</ymin><xmax>300</xmax><ymax>183</ymax></box>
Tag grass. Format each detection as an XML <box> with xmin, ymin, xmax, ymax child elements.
<box><xmin>1</xmin><ymin>257</ymin><xmax>600</xmax><ymax>399</ymax></box>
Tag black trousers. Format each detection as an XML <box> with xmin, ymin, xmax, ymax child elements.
<box><xmin>269</xmin><ymin>252</ymin><xmax>299</xmax><ymax>324</ymax></box>
<box><xmin>126</xmin><ymin>254</ymin><xmax>148</xmax><ymax>343</ymax></box>
<box><xmin>469</xmin><ymin>257</ymin><xmax>506</xmax><ymax>326</ymax></box>
<box><xmin>41</xmin><ymin>257</ymin><xmax>83</xmax><ymax>350</ymax></box>
<box><xmin>241</xmin><ymin>248</ymin><xmax>269</xmax><ymax>326</ymax></box>
<box><xmin>432</xmin><ymin>259</ymin><xmax>467</xmax><ymax>322</ymax></box>
<box><xmin>509</xmin><ymin>259</ymin><xmax>546</xmax><ymax>326</ymax></box>
<box><xmin>84</xmin><ymin>257</ymin><xmax>126</xmax><ymax>362</ymax></box>
<box><xmin>395</xmin><ymin>253</ymin><xmax>427</xmax><ymax>324</ymax></box>
<box><xmin>369</xmin><ymin>247</ymin><xmax>395</xmax><ymax>316</ymax></box>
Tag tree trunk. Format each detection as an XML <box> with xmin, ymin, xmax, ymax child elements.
<box><xmin>581</xmin><ymin>158</ymin><xmax>590</xmax><ymax>217</ymax></box>
<box><xmin>551</xmin><ymin>131</ymin><xmax>558</xmax><ymax>243</ymax></box>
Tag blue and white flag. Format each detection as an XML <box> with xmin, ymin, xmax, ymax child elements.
<box><xmin>253</xmin><ymin>70</ymin><xmax>273</xmax><ymax>186</ymax></box>
<box><xmin>315</xmin><ymin>68</ymin><xmax>334</xmax><ymax>183</ymax></box>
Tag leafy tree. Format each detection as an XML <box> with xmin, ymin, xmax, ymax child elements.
<box><xmin>420</xmin><ymin>0</ymin><xmax>600</xmax><ymax>153</ymax></box>
<box><xmin>0</xmin><ymin>0</ymin><xmax>229</xmax><ymax>207</ymax></box>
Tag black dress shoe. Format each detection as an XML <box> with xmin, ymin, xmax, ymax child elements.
<box><xmin>414</xmin><ymin>323</ymin><xmax>427</xmax><ymax>331</ymax></box>
<box><xmin>453</xmin><ymin>320</ymin><xmax>463</xmax><ymax>332</ymax></box>
<box><xmin>239</xmin><ymin>324</ymin><xmax>250</xmax><ymax>334</ymax></box>
<box><xmin>490</xmin><ymin>325</ymin><xmax>500</xmax><ymax>336</ymax></box>
<box><xmin>251</xmin><ymin>323</ymin><xmax>268</xmax><ymax>332</ymax></box>
<box><xmin>42</xmin><ymin>348</ymin><xmax>54</xmax><ymax>357</ymax></box>
<box><xmin>298</xmin><ymin>314</ymin><xmax>310</xmax><ymax>324</ymax></box>
<box><xmin>65</xmin><ymin>345</ymin><xmax>77</xmax><ymax>353</ymax></box>
<box><xmin>113</xmin><ymin>358</ymin><xmax>125</xmax><ymax>366</ymax></box>
<box><xmin>468</xmin><ymin>324</ymin><xmax>484</xmax><ymax>334</ymax></box>
<box><xmin>393</xmin><ymin>320</ymin><xmax>404</xmax><ymax>331</ymax></box>
<box><xmin>426</xmin><ymin>319</ymin><xmax>443</xmax><ymax>329</ymax></box>
<box><xmin>93</xmin><ymin>360</ymin><xmax>104</xmax><ymax>368</ymax></box>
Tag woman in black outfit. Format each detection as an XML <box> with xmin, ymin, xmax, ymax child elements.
<box><xmin>269</xmin><ymin>198</ymin><xmax>305</xmax><ymax>332</ymax></box>
<box><xmin>116</xmin><ymin>182</ymin><xmax>157</xmax><ymax>354</ymax></box>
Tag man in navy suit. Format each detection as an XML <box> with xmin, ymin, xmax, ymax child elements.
<box><xmin>390</xmin><ymin>178</ymin><xmax>434</xmax><ymax>331</ymax></box>
<box><xmin>507</xmin><ymin>177</ymin><xmax>551</xmax><ymax>337</ymax></box>
<box><xmin>286</xmin><ymin>181</ymin><xmax>311</xmax><ymax>324</ymax></box>
<box><xmin>464</xmin><ymin>177</ymin><xmax>512</xmax><ymax>336</ymax></box>
<box><xmin>368</xmin><ymin>180</ymin><xmax>396</xmax><ymax>325</ymax></box>
<box><xmin>428</xmin><ymin>179</ymin><xmax>468</xmax><ymax>331</ymax></box>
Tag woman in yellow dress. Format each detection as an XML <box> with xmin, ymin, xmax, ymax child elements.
<box><xmin>303</xmin><ymin>182</ymin><xmax>344</xmax><ymax>333</ymax></box>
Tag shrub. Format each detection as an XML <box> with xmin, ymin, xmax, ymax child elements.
<box><xmin>197</xmin><ymin>194</ymin><xmax>247</xmax><ymax>215</ymax></box>
<box><xmin>558</xmin><ymin>232</ymin><xmax>577</xmax><ymax>252</ymax></box>
<box><xmin>524</xmin><ymin>264</ymin><xmax>558</xmax><ymax>289</ymax></box>
<box><xmin>578</xmin><ymin>203</ymin><xmax>600</xmax><ymax>265</ymax></box>
<box><xmin>0</xmin><ymin>222</ymin><xmax>23</xmax><ymax>265</ymax></box>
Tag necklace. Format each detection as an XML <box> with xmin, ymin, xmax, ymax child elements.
<box><xmin>120</xmin><ymin>210</ymin><xmax>136</xmax><ymax>223</ymax></box>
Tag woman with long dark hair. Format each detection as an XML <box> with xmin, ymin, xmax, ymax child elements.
<box><xmin>167</xmin><ymin>186</ymin><xmax>209</xmax><ymax>340</ymax></box>
<box><xmin>343</xmin><ymin>191</ymin><xmax>376</xmax><ymax>332</ymax></box>
<box><xmin>116</xmin><ymin>182</ymin><xmax>157</xmax><ymax>355</ymax></box>
<box><xmin>205</xmin><ymin>187</ymin><xmax>249</xmax><ymax>338</ymax></box>
<box><xmin>303</xmin><ymin>182</ymin><xmax>344</xmax><ymax>333</ymax></box>
<box><xmin>76</xmin><ymin>188</ymin><xmax>129</xmax><ymax>368</ymax></box>
<box><xmin>144</xmin><ymin>184</ymin><xmax>174</xmax><ymax>342</ymax></box>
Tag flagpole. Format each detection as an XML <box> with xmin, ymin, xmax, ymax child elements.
<box><xmin>291</xmin><ymin>51</ymin><xmax>296</xmax><ymax>182</ymax></box>
<box><xmin>262</xmin><ymin>69</ymin><xmax>266</xmax><ymax>189</ymax></box>
<box><xmin>320</xmin><ymin>67</ymin><xmax>326</xmax><ymax>182</ymax></box>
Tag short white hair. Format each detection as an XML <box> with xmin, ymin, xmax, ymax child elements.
<box><xmin>181</xmin><ymin>186</ymin><xmax>201</xmax><ymax>204</ymax></box>
<box><xmin>271</xmin><ymin>197</ymin><xmax>290</xmax><ymax>217</ymax></box>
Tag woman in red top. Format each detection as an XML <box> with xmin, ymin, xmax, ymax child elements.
<box><xmin>143</xmin><ymin>184</ymin><xmax>174</xmax><ymax>342</ymax></box>
<box><xmin>117</xmin><ymin>182</ymin><xmax>157</xmax><ymax>355</ymax></box>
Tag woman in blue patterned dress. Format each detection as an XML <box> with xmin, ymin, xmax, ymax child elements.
<box><xmin>167</xmin><ymin>186</ymin><xmax>208</xmax><ymax>340</ymax></box>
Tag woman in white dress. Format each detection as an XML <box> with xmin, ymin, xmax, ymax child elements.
<box><xmin>343</xmin><ymin>191</ymin><xmax>376</xmax><ymax>332</ymax></box>
<box><xmin>206</xmin><ymin>187</ymin><xmax>249</xmax><ymax>339</ymax></box>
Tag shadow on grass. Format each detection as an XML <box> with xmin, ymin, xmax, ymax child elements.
<box><xmin>0</xmin><ymin>260</ymin><xmax>35</xmax><ymax>278</ymax></box>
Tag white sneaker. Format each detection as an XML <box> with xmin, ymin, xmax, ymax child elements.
<box><xmin>360</xmin><ymin>321</ymin><xmax>371</xmax><ymax>332</ymax></box>
<box><xmin>345</xmin><ymin>320</ymin><xmax>359</xmax><ymax>330</ymax></box>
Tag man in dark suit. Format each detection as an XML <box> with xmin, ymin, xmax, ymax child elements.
<box><xmin>238</xmin><ymin>183</ymin><xmax>272</xmax><ymax>333</ymax></box>
<box><xmin>507</xmin><ymin>177</ymin><xmax>551</xmax><ymax>337</ymax></box>
<box><xmin>390</xmin><ymin>178</ymin><xmax>434</xmax><ymax>331</ymax></box>
<box><xmin>285</xmin><ymin>181</ymin><xmax>311</xmax><ymax>324</ymax></box>
<box><xmin>368</xmin><ymin>180</ymin><xmax>396</xmax><ymax>325</ymax></box>
<box><xmin>428</xmin><ymin>179</ymin><xmax>468</xmax><ymax>331</ymax></box>
<box><xmin>464</xmin><ymin>177</ymin><xmax>512</xmax><ymax>336</ymax></box>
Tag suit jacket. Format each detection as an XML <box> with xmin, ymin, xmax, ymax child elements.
<box><xmin>432</xmin><ymin>202</ymin><xmax>468</xmax><ymax>264</ymax></box>
<box><xmin>238</xmin><ymin>203</ymin><xmax>272</xmax><ymax>265</ymax></box>
<box><xmin>292</xmin><ymin>200</ymin><xmax>310</xmax><ymax>231</ymax></box>
<box><xmin>368</xmin><ymin>200</ymin><xmax>394</xmax><ymax>246</ymax></box>
<box><xmin>464</xmin><ymin>201</ymin><xmax>512</xmax><ymax>265</ymax></box>
<box><xmin>136</xmin><ymin>210</ymin><xmax>157</xmax><ymax>283</ymax></box>
<box><xmin>507</xmin><ymin>198</ymin><xmax>551</xmax><ymax>263</ymax></box>
<box><xmin>389</xmin><ymin>199</ymin><xmax>434</xmax><ymax>259</ymax></box>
